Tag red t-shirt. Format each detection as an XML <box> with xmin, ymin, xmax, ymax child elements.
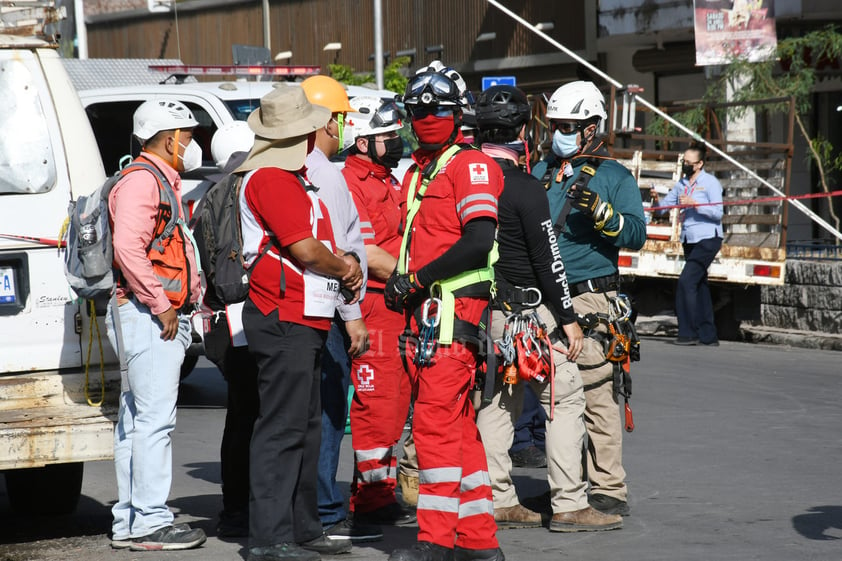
<box><xmin>240</xmin><ymin>166</ymin><xmax>337</xmax><ymax>331</ymax></box>
<box><xmin>401</xmin><ymin>147</ymin><xmax>503</xmax><ymax>271</ymax></box>
<box><xmin>342</xmin><ymin>155</ymin><xmax>403</xmax><ymax>290</ymax></box>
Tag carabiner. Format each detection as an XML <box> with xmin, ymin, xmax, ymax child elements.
<box><xmin>421</xmin><ymin>297</ymin><xmax>442</xmax><ymax>329</ymax></box>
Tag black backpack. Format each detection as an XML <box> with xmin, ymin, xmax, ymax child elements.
<box><xmin>197</xmin><ymin>172</ymin><xmax>282</xmax><ymax>307</ymax></box>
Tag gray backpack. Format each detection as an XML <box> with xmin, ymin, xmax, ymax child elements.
<box><xmin>63</xmin><ymin>162</ymin><xmax>178</xmax><ymax>301</ymax></box>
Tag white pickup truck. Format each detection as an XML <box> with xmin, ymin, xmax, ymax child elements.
<box><xmin>0</xmin><ymin>2</ymin><xmax>119</xmax><ymax>515</ymax></box>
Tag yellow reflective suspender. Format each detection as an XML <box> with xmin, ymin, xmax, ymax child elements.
<box><xmin>397</xmin><ymin>145</ymin><xmax>497</xmax><ymax>345</ymax></box>
<box><xmin>430</xmin><ymin>243</ymin><xmax>497</xmax><ymax>344</ymax></box>
<box><xmin>397</xmin><ymin>145</ymin><xmax>462</xmax><ymax>275</ymax></box>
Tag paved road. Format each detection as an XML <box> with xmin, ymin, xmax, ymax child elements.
<box><xmin>2</xmin><ymin>337</ymin><xmax>841</xmax><ymax>561</ymax></box>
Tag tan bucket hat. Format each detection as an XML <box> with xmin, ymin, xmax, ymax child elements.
<box><xmin>236</xmin><ymin>85</ymin><xmax>330</xmax><ymax>172</ymax></box>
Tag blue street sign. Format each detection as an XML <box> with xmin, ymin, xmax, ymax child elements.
<box><xmin>481</xmin><ymin>76</ymin><xmax>517</xmax><ymax>91</ymax></box>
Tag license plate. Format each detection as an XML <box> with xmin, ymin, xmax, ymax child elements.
<box><xmin>0</xmin><ymin>265</ymin><xmax>16</xmax><ymax>304</ymax></box>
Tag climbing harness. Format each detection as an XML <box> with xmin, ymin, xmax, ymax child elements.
<box><xmin>577</xmin><ymin>293</ymin><xmax>640</xmax><ymax>432</ymax></box>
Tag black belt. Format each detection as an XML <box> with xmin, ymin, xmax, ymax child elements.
<box><xmin>569</xmin><ymin>274</ymin><xmax>619</xmax><ymax>298</ymax></box>
<box><xmin>492</xmin><ymin>281</ymin><xmax>542</xmax><ymax>309</ymax></box>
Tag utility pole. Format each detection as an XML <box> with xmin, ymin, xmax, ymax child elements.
<box><xmin>74</xmin><ymin>0</ymin><xmax>87</xmax><ymax>59</ymax></box>
<box><xmin>374</xmin><ymin>0</ymin><xmax>383</xmax><ymax>89</ymax></box>
<box><xmin>263</xmin><ymin>0</ymin><xmax>270</xmax><ymax>52</ymax></box>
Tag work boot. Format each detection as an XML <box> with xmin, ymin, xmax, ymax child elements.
<box><xmin>549</xmin><ymin>506</ymin><xmax>623</xmax><ymax>532</ymax></box>
<box><xmin>453</xmin><ymin>546</ymin><xmax>505</xmax><ymax>561</ymax></box>
<box><xmin>509</xmin><ymin>445</ymin><xmax>547</xmax><ymax>468</ymax></box>
<box><xmin>398</xmin><ymin>472</ymin><xmax>419</xmax><ymax>506</ymax></box>
<box><xmin>493</xmin><ymin>504</ymin><xmax>542</xmax><ymax>529</ymax></box>
<box><xmin>355</xmin><ymin>502</ymin><xmax>417</xmax><ymax>526</ymax></box>
<box><xmin>588</xmin><ymin>493</ymin><xmax>631</xmax><ymax>516</ymax></box>
<box><xmin>389</xmin><ymin>541</ymin><xmax>454</xmax><ymax>561</ymax></box>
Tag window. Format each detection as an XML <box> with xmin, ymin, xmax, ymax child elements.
<box><xmin>0</xmin><ymin>58</ymin><xmax>57</xmax><ymax>195</ymax></box>
<box><xmin>85</xmin><ymin>99</ymin><xmax>219</xmax><ymax>175</ymax></box>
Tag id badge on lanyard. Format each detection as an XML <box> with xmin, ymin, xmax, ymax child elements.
<box><xmin>302</xmin><ymin>191</ymin><xmax>341</xmax><ymax>318</ymax></box>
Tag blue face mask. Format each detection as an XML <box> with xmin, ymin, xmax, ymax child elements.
<box><xmin>552</xmin><ymin>130</ymin><xmax>580</xmax><ymax>158</ymax></box>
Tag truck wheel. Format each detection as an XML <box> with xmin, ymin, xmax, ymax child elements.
<box><xmin>4</xmin><ymin>462</ymin><xmax>84</xmax><ymax>515</ymax></box>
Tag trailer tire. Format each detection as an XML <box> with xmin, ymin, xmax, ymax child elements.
<box><xmin>4</xmin><ymin>462</ymin><xmax>84</xmax><ymax>516</ymax></box>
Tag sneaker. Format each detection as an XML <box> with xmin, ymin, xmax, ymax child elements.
<box><xmin>389</xmin><ymin>541</ymin><xmax>454</xmax><ymax>561</ymax></box>
<box><xmin>509</xmin><ymin>445</ymin><xmax>547</xmax><ymax>469</ymax></box>
<box><xmin>129</xmin><ymin>524</ymin><xmax>207</xmax><ymax>551</ymax></box>
<box><xmin>248</xmin><ymin>542</ymin><xmax>320</xmax><ymax>561</ymax></box>
<box><xmin>299</xmin><ymin>532</ymin><xmax>352</xmax><ymax>555</ymax></box>
<box><xmin>453</xmin><ymin>546</ymin><xmax>505</xmax><ymax>561</ymax></box>
<box><xmin>549</xmin><ymin>506</ymin><xmax>623</xmax><ymax>532</ymax></box>
<box><xmin>700</xmin><ymin>339</ymin><xmax>720</xmax><ymax>347</ymax></box>
<box><xmin>493</xmin><ymin>504</ymin><xmax>542</xmax><ymax>529</ymax></box>
<box><xmin>110</xmin><ymin>537</ymin><xmax>132</xmax><ymax>549</ymax></box>
<box><xmin>217</xmin><ymin>509</ymin><xmax>248</xmax><ymax>538</ymax></box>
<box><xmin>673</xmin><ymin>337</ymin><xmax>698</xmax><ymax>346</ymax></box>
<box><xmin>355</xmin><ymin>502</ymin><xmax>417</xmax><ymax>526</ymax></box>
<box><xmin>324</xmin><ymin>518</ymin><xmax>383</xmax><ymax>543</ymax></box>
<box><xmin>588</xmin><ymin>493</ymin><xmax>630</xmax><ymax>516</ymax></box>
<box><xmin>398</xmin><ymin>472</ymin><xmax>419</xmax><ymax>507</ymax></box>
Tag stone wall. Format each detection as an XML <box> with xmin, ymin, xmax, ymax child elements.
<box><xmin>761</xmin><ymin>260</ymin><xmax>842</xmax><ymax>333</ymax></box>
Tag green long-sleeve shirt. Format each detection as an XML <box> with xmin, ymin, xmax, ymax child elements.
<box><xmin>532</xmin><ymin>142</ymin><xmax>646</xmax><ymax>285</ymax></box>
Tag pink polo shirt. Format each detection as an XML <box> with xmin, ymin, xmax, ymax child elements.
<box><xmin>109</xmin><ymin>152</ymin><xmax>202</xmax><ymax>316</ymax></box>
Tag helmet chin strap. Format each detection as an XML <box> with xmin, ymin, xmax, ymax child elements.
<box><xmin>171</xmin><ymin>129</ymin><xmax>181</xmax><ymax>170</ymax></box>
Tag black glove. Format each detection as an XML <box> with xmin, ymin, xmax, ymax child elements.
<box><xmin>384</xmin><ymin>270</ymin><xmax>424</xmax><ymax>312</ymax></box>
<box><xmin>568</xmin><ymin>186</ymin><xmax>613</xmax><ymax>229</ymax></box>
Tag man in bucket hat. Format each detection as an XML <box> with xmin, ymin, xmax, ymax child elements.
<box><xmin>236</xmin><ymin>85</ymin><xmax>364</xmax><ymax>561</ymax></box>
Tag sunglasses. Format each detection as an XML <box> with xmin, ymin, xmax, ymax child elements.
<box><xmin>409</xmin><ymin>106</ymin><xmax>456</xmax><ymax>119</ymax></box>
<box><xmin>550</xmin><ymin>121</ymin><xmax>583</xmax><ymax>134</ymax></box>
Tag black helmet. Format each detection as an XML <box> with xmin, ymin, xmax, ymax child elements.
<box><xmin>475</xmin><ymin>85</ymin><xmax>531</xmax><ymax>131</ymax></box>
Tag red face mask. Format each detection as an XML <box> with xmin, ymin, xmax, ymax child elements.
<box><xmin>412</xmin><ymin>114</ymin><xmax>455</xmax><ymax>146</ymax></box>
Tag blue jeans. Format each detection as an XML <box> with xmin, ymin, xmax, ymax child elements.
<box><xmin>106</xmin><ymin>297</ymin><xmax>191</xmax><ymax>539</ymax></box>
<box><xmin>677</xmin><ymin>236</ymin><xmax>723</xmax><ymax>343</ymax></box>
<box><xmin>318</xmin><ymin>322</ymin><xmax>351</xmax><ymax>526</ymax></box>
<box><xmin>509</xmin><ymin>384</ymin><xmax>547</xmax><ymax>454</ymax></box>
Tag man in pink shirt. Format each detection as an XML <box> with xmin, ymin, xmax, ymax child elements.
<box><xmin>106</xmin><ymin>99</ymin><xmax>205</xmax><ymax>552</ymax></box>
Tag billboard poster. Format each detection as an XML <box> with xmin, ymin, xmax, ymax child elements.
<box><xmin>694</xmin><ymin>0</ymin><xmax>777</xmax><ymax>66</ymax></box>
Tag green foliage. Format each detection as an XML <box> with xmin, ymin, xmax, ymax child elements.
<box><xmin>329</xmin><ymin>56</ymin><xmax>411</xmax><ymax>94</ymax></box>
<box><xmin>383</xmin><ymin>56</ymin><xmax>411</xmax><ymax>94</ymax></box>
<box><xmin>721</xmin><ymin>25</ymin><xmax>842</xmax><ymax>117</ymax></box>
<box><xmin>328</xmin><ymin>64</ymin><xmax>373</xmax><ymax>86</ymax></box>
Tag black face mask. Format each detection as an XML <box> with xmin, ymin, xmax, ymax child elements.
<box><xmin>371</xmin><ymin>136</ymin><xmax>404</xmax><ymax>169</ymax></box>
<box><xmin>682</xmin><ymin>163</ymin><xmax>696</xmax><ymax>177</ymax></box>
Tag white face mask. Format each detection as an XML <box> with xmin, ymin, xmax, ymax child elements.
<box><xmin>178</xmin><ymin>139</ymin><xmax>203</xmax><ymax>172</ymax></box>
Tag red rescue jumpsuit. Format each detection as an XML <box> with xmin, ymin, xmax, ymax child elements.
<box><xmin>343</xmin><ymin>155</ymin><xmax>413</xmax><ymax>514</ymax></box>
<box><xmin>401</xmin><ymin>144</ymin><xmax>503</xmax><ymax>550</ymax></box>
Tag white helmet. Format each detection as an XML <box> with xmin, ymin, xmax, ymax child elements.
<box><xmin>211</xmin><ymin>121</ymin><xmax>255</xmax><ymax>169</ymax></box>
<box><xmin>345</xmin><ymin>96</ymin><xmax>405</xmax><ymax>149</ymax></box>
<box><xmin>545</xmin><ymin>81</ymin><xmax>607</xmax><ymax>122</ymax></box>
<box><xmin>133</xmin><ymin>98</ymin><xmax>199</xmax><ymax>142</ymax></box>
<box><xmin>403</xmin><ymin>60</ymin><xmax>474</xmax><ymax>108</ymax></box>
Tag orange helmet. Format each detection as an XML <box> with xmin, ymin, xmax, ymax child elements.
<box><xmin>301</xmin><ymin>75</ymin><xmax>354</xmax><ymax>113</ymax></box>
